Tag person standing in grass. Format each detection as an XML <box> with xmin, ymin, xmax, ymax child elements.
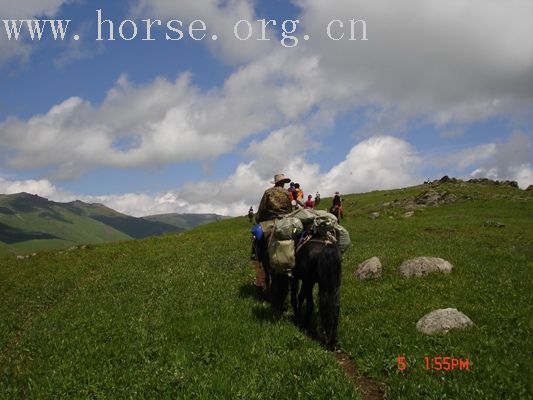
<box><xmin>248</xmin><ymin>206</ymin><xmax>254</xmax><ymax>223</ymax></box>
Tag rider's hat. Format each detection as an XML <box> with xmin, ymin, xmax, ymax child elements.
<box><xmin>271</xmin><ymin>174</ymin><xmax>291</xmax><ymax>185</ymax></box>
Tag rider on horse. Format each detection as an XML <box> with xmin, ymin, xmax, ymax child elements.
<box><xmin>251</xmin><ymin>174</ymin><xmax>292</xmax><ymax>294</ymax></box>
<box><xmin>330</xmin><ymin>191</ymin><xmax>344</xmax><ymax>220</ymax></box>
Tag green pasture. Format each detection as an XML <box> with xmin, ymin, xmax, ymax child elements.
<box><xmin>1</xmin><ymin>182</ymin><xmax>531</xmax><ymax>398</ymax></box>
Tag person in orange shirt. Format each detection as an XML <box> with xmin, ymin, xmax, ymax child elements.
<box><xmin>294</xmin><ymin>183</ymin><xmax>304</xmax><ymax>203</ymax></box>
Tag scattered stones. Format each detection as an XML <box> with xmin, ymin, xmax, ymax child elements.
<box><xmin>404</xmin><ymin>203</ymin><xmax>425</xmax><ymax>211</ymax></box>
<box><xmin>416</xmin><ymin>308</ymin><xmax>474</xmax><ymax>334</ymax></box>
<box><xmin>398</xmin><ymin>257</ymin><xmax>453</xmax><ymax>277</ymax></box>
<box><xmin>414</xmin><ymin>190</ymin><xmax>457</xmax><ymax>206</ymax></box>
<box><xmin>403</xmin><ymin>211</ymin><xmax>414</xmax><ymax>218</ymax></box>
<box><xmin>484</xmin><ymin>220</ymin><xmax>505</xmax><ymax>228</ymax></box>
<box><xmin>468</xmin><ymin>178</ymin><xmax>519</xmax><ymax>188</ymax></box>
<box><xmin>355</xmin><ymin>257</ymin><xmax>382</xmax><ymax>280</ymax></box>
<box><xmin>369</xmin><ymin>212</ymin><xmax>380</xmax><ymax>219</ymax></box>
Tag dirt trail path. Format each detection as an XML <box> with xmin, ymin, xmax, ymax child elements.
<box><xmin>334</xmin><ymin>350</ymin><xmax>385</xmax><ymax>400</ymax></box>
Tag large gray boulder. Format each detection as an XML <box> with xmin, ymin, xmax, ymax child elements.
<box><xmin>398</xmin><ymin>257</ymin><xmax>453</xmax><ymax>277</ymax></box>
<box><xmin>416</xmin><ymin>308</ymin><xmax>474</xmax><ymax>334</ymax></box>
<box><xmin>355</xmin><ymin>257</ymin><xmax>382</xmax><ymax>280</ymax></box>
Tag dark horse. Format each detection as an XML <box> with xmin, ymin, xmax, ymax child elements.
<box><xmin>329</xmin><ymin>205</ymin><xmax>343</xmax><ymax>221</ymax></box>
<box><xmin>258</xmin><ymin>234</ymin><xmax>342</xmax><ymax>350</ymax></box>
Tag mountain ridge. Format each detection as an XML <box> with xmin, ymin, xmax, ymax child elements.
<box><xmin>0</xmin><ymin>193</ymin><xmax>229</xmax><ymax>255</ymax></box>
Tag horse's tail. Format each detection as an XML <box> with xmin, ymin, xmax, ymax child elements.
<box><xmin>317</xmin><ymin>243</ymin><xmax>342</xmax><ymax>350</ymax></box>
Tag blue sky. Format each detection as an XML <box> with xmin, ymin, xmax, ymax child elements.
<box><xmin>0</xmin><ymin>0</ymin><xmax>532</xmax><ymax>216</ymax></box>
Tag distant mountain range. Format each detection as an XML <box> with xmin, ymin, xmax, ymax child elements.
<box><xmin>0</xmin><ymin>193</ymin><xmax>229</xmax><ymax>255</ymax></box>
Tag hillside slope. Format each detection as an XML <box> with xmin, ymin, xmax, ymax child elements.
<box><xmin>143</xmin><ymin>213</ymin><xmax>230</xmax><ymax>231</ymax></box>
<box><xmin>0</xmin><ymin>181</ymin><xmax>531</xmax><ymax>399</ymax></box>
<box><xmin>0</xmin><ymin>194</ymin><xmax>225</xmax><ymax>255</ymax></box>
<box><xmin>0</xmin><ymin>193</ymin><xmax>132</xmax><ymax>254</ymax></box>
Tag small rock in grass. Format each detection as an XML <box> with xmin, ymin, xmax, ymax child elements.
<box><xmin>355</xmin><ymin>257</ymin><xmax>382</xmax><ymax>280</ymax></box>
<box><xmin>484</xmin><ymin>220</ymin><xmax>505</xmax><ymax>228</ymax></box>
<box><xmin>416</xmin><ymin>308</ymin><xmax>474</xmax><ymax>334</ymax></box>
<box><xmin>403</xmin><ymin>211</ymin><xmax>414</xmax><ymax>218</ymax></box>
<box><xmin>398</xmin><ymin>257</ymin><xmax>453</xmax><ymax>277</ymax></box>
<box><xmin>370</xmin><ymin>212</ymin><xmax>380</xmax><ymax>219</ymax></box>
<box><xmin>16</xmin><ymin>255</ymin><xmax>25</xmax><ymax>260</ymax></box>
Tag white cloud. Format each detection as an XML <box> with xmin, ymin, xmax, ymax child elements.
<box><xmin>468</xmin><ymin>132</ymin><xmax>533</xmax><ymax>188</ymax></box>
<box><xmin>0</xmin><ymin>0</ymin><xmax>69</xmax><ymax>66</ymax></box>
<box><xmin>297</xmin><ymin>0</ymin><xmax>533</xmax><ymax>125</ymax></box>
<box><xmin>436</xmin><ymin>143</ymin><xmax>497</xmax><ymax>171</ymax></box>
<box><xmin>0</xmin><ymin>1</ymin><xmax>66</xmax><ymax>18</ymax></box>
<box><xmin>0</xmin><ymin>135</ymin><xmax>421</xmax><ymax>216</ymax></box>
<box><xmin>0</xmin><ymin>177</ymin><xmax>71</xmax><ymax>200</ymax></box>
<box><xmin>132</xmin><ymin>0</ymin><xmax>273</xmax><ymax>65</ymax></box>
<box><xmin>174</xmin><ymin>135</ymin><xmax>421</xmax><ymax>213</ymax></box>
<box><xmin>318</xmin><ymin>136</ymin><xmax>421</xmax><ymax>195</ymax></box>
<box><xmin>2</xmin><ymin>133</ymin><xmax>530</xmax><ymax>218</ymax></box>
<box><xmin>3</xmin><ymin>0</ymin><xmax>533</xmax><ymax>177</ymax></box>
<box><xmin>0</xmin><ymin>50</ymin><xmax>326</xmax><ymax>177</ymax></box>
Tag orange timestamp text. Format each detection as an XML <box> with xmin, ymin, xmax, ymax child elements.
<box><xmin>397</xmin><ymin>355</ymin><xmax>471</xmax><ymax>371</ymax></box>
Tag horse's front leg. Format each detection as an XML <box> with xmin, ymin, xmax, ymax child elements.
<box><xmin>301</xmin><ymin>279</ymin><xmax>314</xmax><ymax>329</ymax></box>
<box><xmin>290</xmin><ymin>277</ymin><xmax>299</xmax><ymax>321</ymax></box>
<box><xmin>297</xmin><ymin>279</ymin><xmax>307</xmax><ymax>322</ymax></box>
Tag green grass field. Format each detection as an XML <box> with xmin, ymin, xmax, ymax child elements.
<box><xmin>1</xmin><ymin>182</ymin><xmax>531</xmax><ymax>399</ymax></box>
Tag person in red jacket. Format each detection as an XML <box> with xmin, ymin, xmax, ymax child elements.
<box><xmin>304</xmin><ymin>194</ymin><xmax>314</xmax><ymax>209</ymax></box>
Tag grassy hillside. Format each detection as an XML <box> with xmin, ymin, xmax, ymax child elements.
<box><xmin>0</xmin><ymin>194</ymin><xmax>225</xmax><ymax>255</ymax></box>
<box><xmin>0</xmin><ymin>194</ymin><xmax>132</xmax><ymax>255</ymax></box>
<box><xmin>0</xmin><ymin>181</ymin><xmax>531</xmax><ymax>399</ymax></box>
<box><xmin>143</xmin><ymin>213</ymin><xmax>230</xmax><ymax>231</ymax></box>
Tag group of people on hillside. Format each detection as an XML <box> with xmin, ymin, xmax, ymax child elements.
<box><xmin>248</xmin><ymin>174</ymin><xmax>341</xmax><ymax>222</ymax></box>
<box><xmin>249</xmin><ymin>173</ymin><xmax>343</xmax><ymax>293</ymax></box>
<box><xmin>248</xmin><ymin>177</ymin><xmax>328</xmax><ymax>222</ymax></box>
<box><xmin>288</xmin><ymin>182</ymin><xmax>320</xmax><ymax>210</ymax></box>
